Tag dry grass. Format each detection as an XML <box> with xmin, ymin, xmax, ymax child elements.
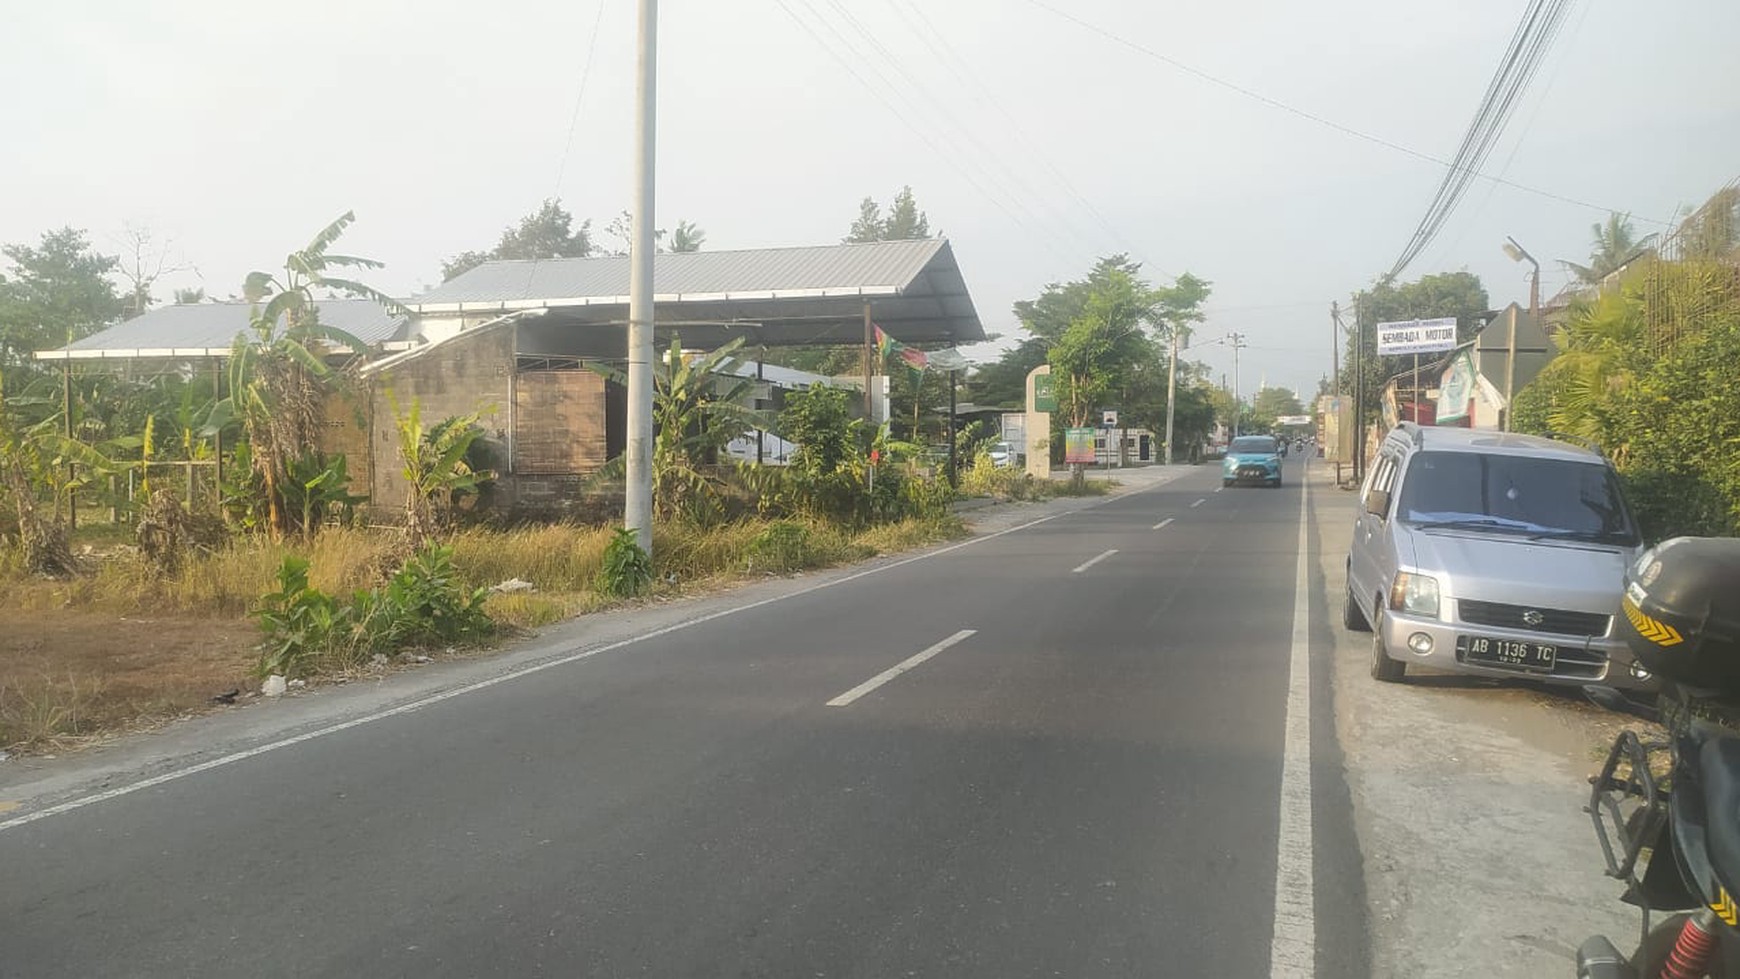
<box><xmin>0</xmin><ymin>610</ymin><xmax>255</xmax><ymax>750</ymax></box>
<box><xmin>450</xmin><ymin>523</ymin><xmax>615</xmax><ymax>593</ymax></box>
<box><xmin>0</xmin><ymin>509</ymin><xmax>972</xmax><ymax>752</ymax></box>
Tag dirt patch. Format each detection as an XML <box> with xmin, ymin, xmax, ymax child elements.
<box><xmin>0</xmin><ymin>608</ymin><xmax>256</xmax><ymax>752</ymax></box>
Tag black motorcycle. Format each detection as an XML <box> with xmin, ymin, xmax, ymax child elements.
<box><xmin>1580</xmin><ymin>537</ymin><xmax>1740</xmax><ymax>979</ymax></box>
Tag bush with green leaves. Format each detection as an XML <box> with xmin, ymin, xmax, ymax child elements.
<box><xmin>253</xmin><ymin>555</ymin><xmax>353</xmax><ymax>678</ymax></box>
<box><xmin>596</xmin><ymin>527</ymin><xmax>654</xmax><ymax>597</ymax></box>
<box><xmin>252</xmin><ymin>542</ymin><xmax>493</xmax><ymax>678</ymax></box>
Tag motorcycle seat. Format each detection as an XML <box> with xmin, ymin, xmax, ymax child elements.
<box><xmin>1698</xmin><ymin>735</ymin><xmax>1740</xmax><ymax>892</ymax></box>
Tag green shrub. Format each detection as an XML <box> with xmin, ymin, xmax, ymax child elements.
<box><xmin>253</xmin><ymin>542</ymin><xmax>496</xmax><ymax>678</ymax></box>
<box><xmin>254</xmin><ymin>555</ymin><xmax>351</xmax><ymax>678</ymax></box>
<box><xmin>381</xmin><ymin>543</ymin><xmax>492</xmax><ymax>647</ymax></box>
<box><xmin>596</xmin><ymin>527</ymin><xmax>654</xmax><ymax>597</ymax></box>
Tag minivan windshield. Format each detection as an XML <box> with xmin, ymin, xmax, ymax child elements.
<box><xmin>1397</xmin><ymin>450</ymin><xmax>1639</xmax><ymax>545</ymax></box>
<box><xmin>1229</xmin><ymin>436</ymin><xmax>1277</xmax><ymax>454</ymax></box>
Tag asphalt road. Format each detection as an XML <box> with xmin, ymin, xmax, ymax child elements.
<box><xmin>1</xmin><ymin>458</ymin><xmax>1363</xmax><ymax>977</ymax></box>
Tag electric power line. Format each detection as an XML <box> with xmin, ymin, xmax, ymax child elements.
<box><xmin>796</xmin><ymin>0</ymin><xmax>1113</xmax><ymax>265</ymax></box>
<box><xmin>1387</xmin><ymin>0</ymin><xmax>1577</xmax><ymax>278</ymax></box>
<box><xmin>884</xmin><ymin>0</ymin><xmax>1176</xmax><ymax>281</ymax></box>
<box><xmin>1020</xmin><ymin>0</ymin><xmax>1668</xmax><ymax>228</ymax></box>
<box><xmin>770</xmin><ymin>0</ymin><xmax>1076</xmax><ymax>265</ymax></box>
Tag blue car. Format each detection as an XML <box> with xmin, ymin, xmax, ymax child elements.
<box><xmin>1222</xmin><ymin>435</ymin><xmax>1284</xmax><ymax>487</ymax></box>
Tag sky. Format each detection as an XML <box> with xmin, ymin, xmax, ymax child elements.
<box><xmin>4</xmin><ymin>0</ymin><xmax>1738</xmax><ymax>403</ymax></box>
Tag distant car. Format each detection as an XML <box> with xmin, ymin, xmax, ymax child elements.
<box><xmin>987</xmin><ymin>440</ymin><xmax>1019</xmax><ymax>468</ymax></box>
<box><xmin>1344</xmin><ymin>423</ymin><xmax>1651</xmax><ymax>688</ymax></box>
<box><xmin>1222</xmin><ymin>435</ymin><xmax>1283</xmax><ymax>487</ymax></box>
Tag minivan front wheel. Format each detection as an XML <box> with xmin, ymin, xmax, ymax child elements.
<box><xmin>1370</xmin><ymin>606</ymin><xmax>1408</xmax><ymax>682</ymax></box>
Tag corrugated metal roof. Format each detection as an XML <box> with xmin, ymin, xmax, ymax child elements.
<box><xmin>411</xmin><ymin>238</ymin><xmax>948</xmax><ymax>308</ymax></box>
<box><xmin>36</xmin><ymin>300</ymin><xmax>405</xmax><ymax>360</ymax></box>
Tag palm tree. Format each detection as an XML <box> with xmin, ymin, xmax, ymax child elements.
<box><xmin>1562</xmin><ymin>212</ymin><xmax>1657</xmax><ymax>286</ymax></box>
<box><xmin>1527</xmin><ymin>287</ymin><xmax>1644</xmax><ymax>444</ymax></box>
<box><xmin>668</xmin><ymin>220</ymin><xmax>706</xmax><ymax>253</ymax></box>
<box><xmin>209</xmin><ymin>212</ymin><xmax>405</xmax><ymax>540</ymax></box>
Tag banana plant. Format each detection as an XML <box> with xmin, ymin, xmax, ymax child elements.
<box><xmin>589</xmin><ymin>335</ymin><xmax>769</xmax><ymax>523</ymax></box>
<box><xmin>202</xmin><ymin>212</ymin><xmax>406</xmax><ymax>540</ymax></box>
<box><xmin>388</xmin><ymin>392</ymin><xmax>493</xmax><ymax>541</ymax></box>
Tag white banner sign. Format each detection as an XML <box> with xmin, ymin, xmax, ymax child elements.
<box><xmin>1275</xmin><ymin>415</ymin><xmax>1312</xmax><ymax>426</ymax></box>
<box><xmin>1376</xmin><ymin>317</ymin><xmax>1458</xmax><ymax>355</ymax></box>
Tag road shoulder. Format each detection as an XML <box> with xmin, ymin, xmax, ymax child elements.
<box><xmin>1309</xmin><ymin>462</ymin><xmax>1636</xmax><ymax>976</ymax></box>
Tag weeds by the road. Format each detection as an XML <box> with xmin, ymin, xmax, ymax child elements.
<box><xmin>957</xmin><ymin>457</ymin><xmax>1115</xmax><ymax>502</ymax></box>
<box><xmin>0</xmin><ymin>513</ymin><xmax>968</xmax><ymax>751</ymax></box>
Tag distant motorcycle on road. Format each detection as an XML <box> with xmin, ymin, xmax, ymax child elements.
<box><xmin>1580</xmin><ymin>538</ymin><xmax>1740</xmax><ymax>978</ymax></box>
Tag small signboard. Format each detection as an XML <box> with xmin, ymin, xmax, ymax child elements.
<box><xmin>1376</xmin><ymin>317</ymin><xmax>1458</xmax><ymax>356</ymax></box>
<box><xmin>1102</xmin><ymin>409</ymin><xmax>1119</xmax><ymax>428</ymax></box>
<box><xmin>1436</xmin><ymin>349</ymin><xmax>1476</xmax><ymax>423</ymax></box>
<box><xmin>1276</xmin><ymin>414</ymin><xmax>1312</xmax><ymax>426</ymax></box>
<box><xmin>1033</xmin><ymin>374</ymin><xmax>1057</xmax><ymax>412</ymax></box>
<box><xmin>1064</xmin><ymin>427</ymin><xmax>1096</xmax><ymax>464</ymax></box>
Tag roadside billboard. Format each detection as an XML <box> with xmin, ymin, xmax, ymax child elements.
<box><xmin>1376</xmin><ymin>317</ymin><xmax>1458</xmax><ymax>356</ymax></box>
<box><xmin>1064</xmin><ymin>427</ymin><xmax>1096</xmax><ymax>464</ymax></box>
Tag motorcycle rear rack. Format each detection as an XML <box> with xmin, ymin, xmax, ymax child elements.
<box><xmin>1588</xmin><ymin>729</ymin><xmax>1671</xmax><ymax>885</ymax></box>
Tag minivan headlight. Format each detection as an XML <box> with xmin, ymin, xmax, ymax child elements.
<box><xmin>1389</xmin><ymin>572</ymin><xmax>1440</xmax><ymax>617</ymax></box>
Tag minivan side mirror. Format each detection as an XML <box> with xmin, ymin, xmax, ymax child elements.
<box><xmin>1365</xmin><ymin>489</ymin><xmax>1391</xmax><ymax>518</ymax></box>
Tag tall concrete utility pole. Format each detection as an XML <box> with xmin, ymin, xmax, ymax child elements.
<box><xmin>1163</xmin><ymin>328</ymin><xmax>1179</xmax><ymax>465</ymax></box>
<box><xmin>1331</xmin><ymin>302</ymin><xmax>1342</xmax><ymax>485</ymax></box>
<box><xmin>624</xmin><ymin>0</ymin><xmax>658</xmax><ymax>555</ymax></box>
<box><xmin>1228</xmin><ymin>332</ymin><xmax>1246</xmax><ymax>437</ymax></box>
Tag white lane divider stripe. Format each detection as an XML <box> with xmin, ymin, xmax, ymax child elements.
<box><xmin>1269</xmin><ymin>458</ymin><xmax>1316</xmax><ymax>976</ymax></box>
<box><xmin>1190</xmin><ymin>498</ymin><xmax>1206</xmax><ymax>508</ymax></box>
<box><xmin>1215</xmin><ymin>486</ymin><xmax>1224</xmax><ymax>493</ymax></box>
<box><xmin>1070</xmin><ymin>549</ymin><xmax>1118</xmax><ymax>574</ymax></box>
<box><xmin>0</xmin><ymin>511</ymin><xmax>1079</xmax><ymax>833</ymax></box>
<box><xmin>1152</xmin><ymin>518</ymin><xmax>1174</xmax><ymax>531</ymax></box>
<box><xmin>826</xmin><ymin>629</ymin><xmax>977</xmax><ymax>707</ymax></box>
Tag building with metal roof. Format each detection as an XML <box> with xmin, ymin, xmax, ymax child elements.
<box><xmin>33</xmin><ymin>299</ymin><xmax>408</xmax><ymax>362</ymax></box>
<box><xmin>35</xmin><ymin>239</ymin><xmax>984</xmax><ymax>364</ymax></box>
<box><xmin>412</xmin><ymin>237</ymin><xmax>984</xmax><ymax>355</ymax></box>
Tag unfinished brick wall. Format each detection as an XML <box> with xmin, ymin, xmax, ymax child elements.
<box><xmin>513</xmin><ymin>370</ymin><xmax>607</xmax><ymax>474</ymax></box>
<box><xmin>317</xmin><ymin>389</ymin><xmax>373</xmax><ymax>497</ymax></box>
<box><xmin>366</xmin><ymin>326</ymin><xmax>514</xmax><ymax>518</ymax></box>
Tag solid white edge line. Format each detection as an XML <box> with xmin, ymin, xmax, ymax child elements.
<box><xmin>825</xmin><ymin>629</ymin><xmax>977</xmax><ymax>707</ymax></box>
<box><xmin>1153</xmin><ymin>518</ymin><xmax>1175</xmax><ymax>531</ymax></box>
<box><xmin>1</xmin><ymin>508</ymin><xmax>1093</xmax><ymax>833</ymax></box>
<box><xmin>1269</xmin><ymin>458</ymin><xmax>1316</xmax><ymax>977</ymax></box>
<box><xmin>1070</xmin><ymin>548</ymin><xmax>1118</xmax><ymax>574</ymax></box>
<box><xmin>1190</xmin><ymin>498</ymin><xmax>1206</xmax><ymax>507</ymax></box>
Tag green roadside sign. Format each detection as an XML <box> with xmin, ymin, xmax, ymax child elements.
<box><xmin>1033</xmin><ymin>374</ymin><xmax>1057</xmax><ymax>412</ymax></box>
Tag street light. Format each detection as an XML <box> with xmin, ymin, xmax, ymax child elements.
<box><xmin>1501</xmin><ymin>236</ymin><xmax>1539</xmax><ymax>432</ymax></box>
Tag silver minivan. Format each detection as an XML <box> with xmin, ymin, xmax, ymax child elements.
<box><xmin>1344</xmin><ymin>423</ymin><xmax>1652</xmax><ymax>688</ymax></box>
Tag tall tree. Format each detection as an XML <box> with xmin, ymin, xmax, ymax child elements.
<box><xmin>440</xmin><ymin>199</ymin><xmax>594</xmax><ymax>281</ymax></box>
<box><xmin>843</xmin><ymin>187</ymin><xmax>931</xmax><ymax>243</ymax></box>
<box><xmin>1036</xmin><ymin>257</ymin><xmax>1160</xmax><ymax>429</ymax></box>
<box><xmin>1561</xmin><ymin>212</ymin><xmax>1656</xmax><ymax>286</ymax></box>
<box><xmin>114</xmin><ymin>224</ymin><xmax>194</xmax><ymax>320</ymax></box>
<box><xmin>883</xmin><ymin>186</ymin><xmax>931</xmax><ymax>240</ymax></box>
<box><xmin>0</xmin><ymin>228</ymin><xmax>124</xmax><ymax>377</ymax></box>
<box><xmin>845</xmin><ymin>197</ymin><xmax>885</xmax><ymax>244</ymax></box>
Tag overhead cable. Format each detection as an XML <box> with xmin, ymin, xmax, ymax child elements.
<box><xmin>1020</xmin><ymin>0</ymin><xmax>1663</xmax><ymax>227</ymax></box>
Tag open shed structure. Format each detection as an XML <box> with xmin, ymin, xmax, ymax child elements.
<box><xmin>37</xmin><ymin>238</ymin><xmax>985</xmax><ymax>521</ymax></box>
